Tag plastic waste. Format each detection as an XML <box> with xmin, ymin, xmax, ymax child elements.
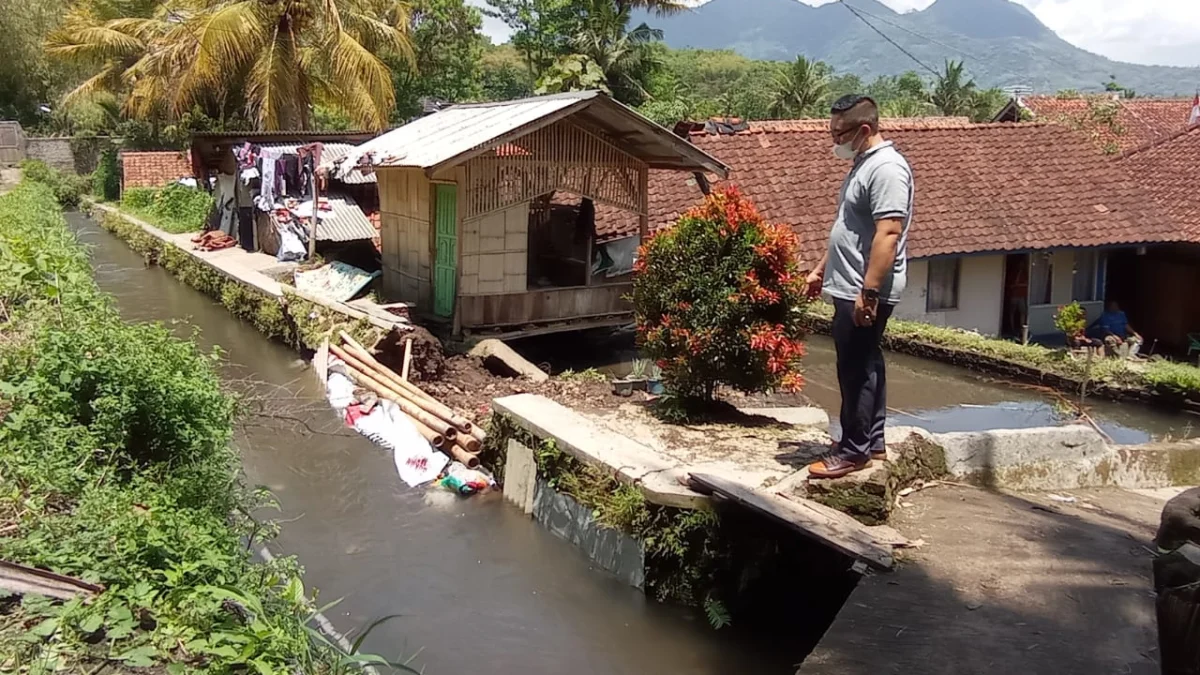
<box><xmin>437</xmin><ymin>462</ymin><xmax>495</xmax><ymax>496</ymax></box>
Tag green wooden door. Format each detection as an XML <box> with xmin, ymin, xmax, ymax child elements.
<box><xmin>433</xmin><ymin>184</ymin><xmax>458</xmax><ymax>318</ymax></box>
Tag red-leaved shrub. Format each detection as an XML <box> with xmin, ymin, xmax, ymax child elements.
<box><xmin>632</xmin><ymin>187</ymin><xmax>808</xmax><ymax>403</ymax></box>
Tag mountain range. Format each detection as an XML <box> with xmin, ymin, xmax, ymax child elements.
<box><xmin>634</xmin><ymin>0</ymin><xmax>1200</xmax><ymax>95</ymax></box>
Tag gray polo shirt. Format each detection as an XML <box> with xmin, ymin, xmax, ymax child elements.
<box><xmin>823</xmin><ymin>141</ymin><xmax>913</xmax><ymax>305</ymax></box>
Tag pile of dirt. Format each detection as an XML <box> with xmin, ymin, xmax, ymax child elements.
<box><xmin>421</xmin><ymin>355</ymin><xmax>618</xmax><ymax>426</ymax></box>
<box><xmin>373</xmin><ymin>326</ymin><xmax>446</xmax><ymax>382</ymax></box>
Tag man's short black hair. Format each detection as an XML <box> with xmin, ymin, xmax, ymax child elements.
<box><xmin>831</xmin><ymin>94</ymin><xmax>879</xmax><ymax>132</ymax></box>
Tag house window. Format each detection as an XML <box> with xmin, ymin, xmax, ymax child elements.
<box><xmin>1072</xmin><ymin>250</ymin><xmax>1106</xmax><ymax>302</ymax></box>
<box><xmin>1030</xmin><ymin>252</ymin><xmax>1054</xmax><ymax>306</ymax></box>
<box><xmin>926</xmin><ymin>257</ymin><xmax>961</xmax><ymax>311</ymax></box>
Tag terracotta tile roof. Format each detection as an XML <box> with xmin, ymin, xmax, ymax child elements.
<box><xmin>1019</xmin><ymin>96</ymin><xmax>1196</xmax><ymax>154</ymax></box>
<box><xmin>1119</xmin><ymin>124</ymin><xmax>1200</xmax><ymax>239</ymax></box>
<box><xmin>121</xmin><ymin>151</ymin><xmax>193</xmax><ymax>188</ymax></box>
<box><xmin>595</xmin><ymin>120</ymin><xmax>1184</xmax><ymax>263</ymax></box>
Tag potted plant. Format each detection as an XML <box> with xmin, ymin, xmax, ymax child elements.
<box><xmin>628</xmin><ymin>359</ymin><xmax>651</xmax><ymax>391</ymax></box>
<box><xmin>645</xmin><ymin>362</ymin><xmax>665</xmax><ymax>395</ymax></box>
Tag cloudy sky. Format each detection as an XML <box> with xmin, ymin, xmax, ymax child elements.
<box><xmin>469</xmin><ymin>0</ymin><xmax>1200</xmax><ymax>68</ymax></box>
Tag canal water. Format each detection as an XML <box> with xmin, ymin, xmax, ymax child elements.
<box><xmin>511</xmin><ymin>325</ymin><xmax>1199</xmax><ymax>446</ymax></box>
<box><xmin>68</xmin><ymin>212</ymin><xmax>798</xmax><ymax>674</ymax></box>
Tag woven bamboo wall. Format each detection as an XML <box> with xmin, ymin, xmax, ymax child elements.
<box><xmin>461</xmin><ymin>201</ymin><xmax>529</xmax><ymax>295</ymax></box>
<box><xmin>463</xmin><ymin>118</ymin><xmax>646</xmax><ymax>220</ymax></box>
<box><xmin>378</xmin><ymin>168</ymin><xmax>432</xmax><ymax>307</ymax></box>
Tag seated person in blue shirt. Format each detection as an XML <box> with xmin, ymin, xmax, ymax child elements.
<box><xmin>1088</xmin><ymin>300</ymin><xmax>1143</xmax><ymax>357</ymax></box>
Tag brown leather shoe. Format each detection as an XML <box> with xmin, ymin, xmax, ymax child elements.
<box><xmin>807</xmin><ymin>455</ymin><xmax>872</xmax><ymax>479</ymax></box>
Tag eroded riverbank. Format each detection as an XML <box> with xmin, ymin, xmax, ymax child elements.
<box><xmin>69</xmin><ymin>211</ymin><xmax>800</xmax><ymax>672</ymax></box>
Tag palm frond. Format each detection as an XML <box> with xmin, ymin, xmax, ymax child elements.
<box><xmin>47</xmin><ymin>24</ymin><xmax>145</xmax><ymax>62</ymax></box>
<box><xmin>246</xmin><ymin>24</ymin><xmax>300</xmax><ymax>130</ymax></box>
<box><xmin>343</xmin><ymin>10</ymin><xmax>415</xmax><ymax>69</ymax></box>
<box><xmin>61</xmin><ymin>63</ymin><xmax>127</xmax><ymax>109</ymax></box>
<box><xmin>326</xmin><ymin>29</ymin><xmax>395</xmax><ymax>130</ymax></box>
<box><xmin>192</xmin><ymin>1</ymin><xmax>267</xmax><ymax>85</ymax></box>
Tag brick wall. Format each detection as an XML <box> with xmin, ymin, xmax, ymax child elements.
<box><xmin>121</xmin><ymin>151</ymin><xmax>193</xmax><ymax>188</ymax></box>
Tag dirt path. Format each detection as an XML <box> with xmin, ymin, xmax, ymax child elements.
<box><xmin>801</xmin><ymin>485</ymin><xmax>1164</xmax><ymax>674</ymax></box>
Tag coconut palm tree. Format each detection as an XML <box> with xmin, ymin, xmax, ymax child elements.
<box><xmin>769</xmin><ymin>56</ymin><xmax>830</xmax><ymax>118</ymax></box>
<box><xmin>570</xmin><ymin>0</ymin><xmax>663</xmax><ymax>105</ymax></box>
<box><xmin>929</xmin><ymin>59</ymin><xmax>978</xmax><ymax>118</ymax></box>
<box><xmin>48</xmin><ymin>0</ymin><xmax>414</xmax><ymax>131</ymax></box>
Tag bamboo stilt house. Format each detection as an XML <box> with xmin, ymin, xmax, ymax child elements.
<box><xmin>337</xmin><ymin>91</ymin><xmax>729</xmax><ymax>338</ymax></box>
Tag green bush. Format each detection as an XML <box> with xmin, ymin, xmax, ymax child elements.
<box><xmin>93</xmin><ymin>147</ymin><xmax>121</xmax><ymax>201</ymax></box>
<box><xmin>120</xmin><ymin>183</ymin><xmax>213</xmax><ymax>233</ymax></box>
<box><xmin>0</xmin><ymin>183</ymin><xmax>407</xmax><ymax>673</ymax></box>
<box><xmin>19</xmin><ymin>158</ymin><xmax>91</xmax><ymax>208</ymax></box>
<box><xmin>633</xmin><ymin>187</ymin><xmax>808</xmax><ymax>405</ymax></box>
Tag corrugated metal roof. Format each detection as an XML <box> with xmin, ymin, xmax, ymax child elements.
<box><xmin>340</xmin><ymin>92</ymin><xmax>593</xmax><ymax>176</ymax></box>
<box><xmin>314</xmin><ymin>193</ymin><xmax>377</xmax><ymax>242</ymax></box>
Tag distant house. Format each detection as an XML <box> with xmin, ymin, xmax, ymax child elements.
<box><xmin>994</xmin><ymin>95</ymin><xmax>1197</xmax><ymax>154</ymax></box>
<box><xmin>595</xmin><ymin>119</ymin><xmax>1186</xmax><ymax>341</ymax></box>
<box><xmin>1116</xmin><ymin>124</ymin><xmax>1200</xmax><ymax>350</ymax></box>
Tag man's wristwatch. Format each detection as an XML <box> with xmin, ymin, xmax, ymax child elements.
<box><xmin>863</xmin><ymin>288</ymin><xmax>880</xmax><ymax>304</ymax></box>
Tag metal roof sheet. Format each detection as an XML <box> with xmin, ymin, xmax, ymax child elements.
<box><xmin>314</xmin><ymin>193</ymin><xmax>377</xmax><ymax>242</ymax></box>
<box><xmin>339</xmin><ymin>91</ymin><xmax>729</xmax><ymax>179</ymax></box>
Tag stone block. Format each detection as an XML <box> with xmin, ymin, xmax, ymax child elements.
<box><xmin>503</xmin><ymin>439</ymin><xmax>537</xmax><ymax>516</ymax></box>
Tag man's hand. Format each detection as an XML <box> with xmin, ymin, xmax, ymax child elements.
<box><xmin>804</xmin><ymin>269</ymin><xmax>824</xmax><ymax>299</ymax></box>
<box><xmin>854</xmin><ymin>291</ymin><xmax>877</xmax><ymax>327</ymax></box>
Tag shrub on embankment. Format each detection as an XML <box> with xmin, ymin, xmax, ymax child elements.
<box><xmin>19</xmin><ymin>159</ymin><xmax>91</xmax><ymax>208</ymax></box>
<box><xmin>121</xmin><ymin>183</ymin><xmax>213</xmax><ymax>234</ymax></box>
<box><xmin>0</xmin><ymin>183</ymin><xmax>394</xmax><ymax>673</ymax></box>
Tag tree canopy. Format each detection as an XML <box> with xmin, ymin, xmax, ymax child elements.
<box><xmin>13</xmin><ymin>0</ymin><xmax>1013</xmax><ymax>141</ymax></box>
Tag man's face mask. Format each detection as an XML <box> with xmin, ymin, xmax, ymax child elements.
<box><xmin>832</xmin><ymin>124</ymin><xmax>863</xmax><ymax>160</ymax></box>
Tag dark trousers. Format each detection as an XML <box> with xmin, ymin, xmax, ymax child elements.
<box><xmin>832</xmin><ymin>298</ymin><xmax>894</xmax><ymax>460</ymax></box>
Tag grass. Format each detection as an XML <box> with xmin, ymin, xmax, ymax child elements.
<box><xmin>120</xmin><ymin>185</ymin><xmax>213</xmax><ymax>234</ymax></box>
<box><xmin>803</xmin><ymin>302</ymin><xmax>1200</xmax><ymax>399</ymax></box>
<box><xmin>0</xmin><ymin>182</ymin><xmax>412</xmax><ymax>674</ymax></box>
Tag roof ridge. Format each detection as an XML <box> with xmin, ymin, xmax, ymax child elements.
<box><xmin>1118</xmin><ymin>122</ymin><xmax>1200</xmax><ymax>159</ymax></box>
<box><xmin>688</xmin><ymin>120</ymin><xmax>1059</xmax><ymax>136</ymax></box>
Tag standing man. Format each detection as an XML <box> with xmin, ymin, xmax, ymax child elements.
<box><xmin>804</xmin><ymin>95</ymin><xmax>914</xmax><ymax>479</ymax></box>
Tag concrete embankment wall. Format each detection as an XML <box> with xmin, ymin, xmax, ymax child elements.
<box><xmin>899</xmin><ymin>425</ymin><xmax>1200</xmax><ymax>491</ymax></box>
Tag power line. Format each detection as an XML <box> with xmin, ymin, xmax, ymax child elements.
<box><xmin>838</xmin><ymin>1</ymin><xmax>940</xmax><ymax>77</ymax></box>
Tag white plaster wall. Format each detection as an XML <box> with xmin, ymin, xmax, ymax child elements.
<box><xmin>895</xmin><ymin>255</ymin><xmax>1005</xmax><ymax>336</ymax></box>
<box><xmin>1027</xmin><ymin>249</ymin><xmax>1102</xmax><ymax>336</ymax></box>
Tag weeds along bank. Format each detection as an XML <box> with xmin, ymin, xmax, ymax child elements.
<box><xmin>0</xmin><ymin>182</ymin><xmax>384</xmax><ymax>673</ymax></box>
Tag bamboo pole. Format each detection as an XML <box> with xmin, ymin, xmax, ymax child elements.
<box><xmin>336</xmin><ymin>355</ymin><xmax>457</xmax><ymax>441</ymax></box>
<box><xmin>338</xmin><ymin>331</ymin><xmax>486</xmax><ymax>442</ymax></box>
<box><xmin>335</xmin><ymin>336</ymin><xmax>474</xmax><ymax>433</ymax></box>
<box><xmin>460</xmin><ymin>435</ymin><xmax>481</xmax><ymax>454</ymax></box>
<box><xmin>469</xmin><ymin>425</ymin><xmax>487</xmax><ymax>444</ymax></box>
<box><xmin>407</xmin><ymin>414</ymin><xmax>446</xmax><ymax>448</ymax></box>
<box><xmin>333</xmin><ymin>343</ymin><xmax>458</xmax><ymax>427</ymax></box>
<box><xmin>401</xmin><ymin>337</ymin><xmax>413</xmax><ymax>381</ymax></box>
<box><xmin>445</xmin><ymin>442</ymin><xmax>480</xmax><ymax>469</ymax></box>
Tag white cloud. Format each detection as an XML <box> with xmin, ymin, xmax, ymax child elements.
<box><xmin>469</xmin><ymin>0</ymin><xmax>1200</xmax><ymax>68</ymax></box>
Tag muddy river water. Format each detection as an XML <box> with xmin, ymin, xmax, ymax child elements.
<box><xmin>71</xmin><ymin>209</ymin><xmax>1196</xmax><ymax>674</ymax></box>
<box><xmin>69</xmin><ymin>212</ymin><xmax>796</xmax><ymax>674</ymax></box>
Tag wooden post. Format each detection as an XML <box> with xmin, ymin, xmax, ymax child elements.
<box><xmin>584</xmin><ymin>232</ymin><xmax>593</xmax><ymax>286</ymax></box>
<box><xmin>307</xmin><ymin>147</ymin><xmax>320</xmax><ymax>260</ymax></box>
<box><xmin>637</xmin><ymin>165</ymin><xmax>649</xmax><ymax>244</ymax></box>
